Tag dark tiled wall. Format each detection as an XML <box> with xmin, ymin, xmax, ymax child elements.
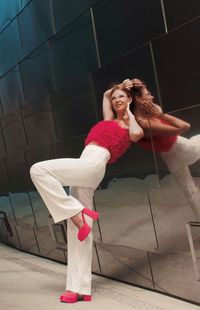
<box><xmin>0</xmin><ymin>0</ymin><xmax>200</xmax><ymax>305</ymax></box>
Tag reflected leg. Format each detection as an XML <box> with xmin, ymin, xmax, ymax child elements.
<box><xmin>171</xmin><ymin>166</ymin><xmax>200</xmax><ymax>221</ymax></box>
<box><xmin>66</xmin><ymin>186</ymin><xmax>94</xmax><ymax>295</ymax></box>
<box><xmin>161</xmin><ymin>137</ymin><xmax>200</xmax><ymax>220</ymax></box>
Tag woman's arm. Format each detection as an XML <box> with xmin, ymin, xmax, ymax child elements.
<box><xmin>160</xmin><ymin>113</ymin><xmax>191</xmax><ymax>134</ymax></box>
<box><xmin>135</xmin><ymin>113</ymin><xmax>191</xmax><ymax>137</ymax></box>
<box><xmin>136</xmin><ymin>97</ymin><xmax>163</xmax><ymax>117</ymax></box>
<box><xmin>126</xmin><ymin>107</ymin><xmax>144</xmax><ymax>142</ymax></box>
<box><xmin>102</xmin><ymin>89</ymin><xmax>114</xmax><ymax>120</ymax></box>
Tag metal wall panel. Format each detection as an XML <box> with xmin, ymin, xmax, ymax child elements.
<box><xmin>18</xmin><ymin>0</ymin><xmax>53</xmax><ymax>57</ymax></box>
<box><xmin>92</xmin><ymin>0</ymin><xmax>165</xmax><ymax>65</ymax></box>
<box><xmin>0</xmin><ymin>65</ymin><xmax>25</xmax><ymax>115</ymax></box>
<box><xmin>0</xmin><ymin>19</ymin><xmax>22</xmax><ymax>76</ymax></box>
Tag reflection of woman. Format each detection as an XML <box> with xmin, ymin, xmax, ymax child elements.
<box><xmin>30</xmin><ymin>85</ymin><xmax>143</xmax><ymax>303</ymax></box>
<box><xmin>103</xmin><ymin>79</ymin><xmax>200</xmax><ymax>220</ymax></box>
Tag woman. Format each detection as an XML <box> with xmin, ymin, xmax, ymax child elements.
<box><xmin>30</xmin><ymin>85</ymin><xmax>143</xmax><ymax>303</ymax></box>
<box><xmin>103</xmin><ymin>79</ymin><xmax>200</xmax><ymax>220</ymax></box>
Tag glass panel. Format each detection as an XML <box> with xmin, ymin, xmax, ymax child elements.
<box><xmin>18</xmin><ymin>0</ymin><xmax>53</xmax><ymax>57</ymax></box>
<box><xmin>0</xmin><ymin>158</ymin><xmax>10</xmax><ymax>194</ymax></box>
<box><xmin>20</xmin><ymin>42</ymin><xmax>56</xmax><ymax>104</ymax></box>
<box><xmin>152</xmin><ymin>107</ymin><xmax>200</xmax><ymax>227</ymax></box>
<box><xmin>0</xmin><ymin>0</ymin><xmax>31</xmax><ymax>32</ymax></box>
<box><xmin>0</xmin><ymin>19</ymin><xmax>22</xmax><ymax>76</ymax></box>
<box><xmin>53</xmin><ymin>136</ymin><xmax>84</xmax><ymax>158</ymax></box>
<box><xmin>21</xmin><ymin>0</ymin><xmax>32</xmax><ymax>8</ymax></box>
<box><xmin>149</xmin><ymin>252</ymin><xmax>200</xmax><ymax>304</ymax></box>
<box><xmin>0</xmin><ymin>194</ymin><xmax>20</xmax><ymax>248</ymax></box>
<box><xmin>0</xmin><ymin>65</ymin><xmax>25</xmax><ymax>115</ymax></box>
<box><xmin>0</xmin><ymin>0</ymin><xmax>21</xmax><ymax>31</ymax></box>
<box><xmin>94</xmin><ymin>186</ymin><xmax>158</xmax><ymax>252</ymax></box>
<box><xmin>164</xmin><ymin>0</ymin><xmax>200</xmax><ymax>31</ymax></box>
<box><xmin>15</xmin><ymin>224</ymin><xmax>39</xmax><ymax>254</ymax></box>
<box><xmin>51</xmin><ymin>76</ymin><xmax>97</xmax><ymax>141</ymax></box>
<box><xmin>51</xmin><ymin>0</ymin><xmax>91</xmax><ymax>33</ymax></box>
<box><xmin>152</xmin><ymin>18</ymin><xmax>200</xmax><ymax>111</ymax></box>
<box><xmin>186</xmin><ymin>222</ymin><xmax>200</xmax><ymax>281</ymax></box>
<box><xmin>5</xmin><ymin>151</ymin><xmax>31</xmax><ymax>192</ymax></box>
<box><xmin>26</xmin><ymin>145</ymin><xmax>55</xmax><ymax>193</ymax></box>
<box><xmin>25</xmin><ymin>144</ymin><xmax>55</xmax><ymax>171</ymax></box>
<box><xmin>51</xmin><ymin>10</ymin><xmax>98</xmax><ymax>90</ymax></box>
<box><xmin>9</xmin><ymin>192</ymin><xmax>34</xmax><ymax>226</ymax></box>
<box><xmin>22</xmin><ymin>95</ymin><xmax>57</xmax><ymax>147</ymax></box>
<box><xmin>93</xmin><ymin>0</ymin><xmax>165</xmax><ymax>65</ymax></box>
<box><xmin>0</xmin><ymin>128</ymin><xmax>6</xmax><ymax>159</ymax></box>
<box><xmin>34</xmin><ymin>225</ymin><xmax>67</xmax><ymax>262</ymax></box>
<box><xmin>0</xmin><ymin>195</ymin><xmax>14</xmax><ymax>221</ymax></box>
<box><xmin>95</xmin><ymin>242</ymin><xmax>154</xmax><ymax>288</ymax></box>
<box><xmin>1</xmin><ymin>110</ymin><xmax>27</xmax><ymax>155</ymax></box>
<box><xmin>29</xmin><ymin>191</ymin><xmax>51</xmax><ymax>228</ymax></box>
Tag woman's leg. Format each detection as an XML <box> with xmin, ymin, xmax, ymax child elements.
<box><xmin>66</xmin><ymin>186</ymin><xmax>94</xmax><ymax>295</ymax></box>
<box><xmin>171</xmin><ymin>166</ymin><xmax>200</xmax><ymax>220</ymax></box>
<box><xmin>30</xmin><ymin>146</ymin><xmax>110</xmax><ymax>299</ymax></box>
<box><xmin>161</xmin><ymin>137</ymin><xmax>200</xmax><ymax>220</ymax></box>
<box><xmin>30</xmin><ymin>157</ymin><xmax>101</xmax><ymax>223</ymax></box>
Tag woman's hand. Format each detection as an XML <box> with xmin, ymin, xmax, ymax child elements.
<box><xmin>125</xmin><ymin>104</ymin><xmax>144</xmax><ymax>141</ymax></box>
<box><xmin>122</xmin><ymin>78</ymin><xmax>145</xmax><ymax>90</ymax></box>
<box><xmin>123</xmin><ymin>102</ymin><xmax>134</xmax><ymax>120</ymax></box>
<box><xmin>132</xmin><ymin>78</ymin><xmax>145</xmax><ymax>89</ymax></box>
<box><xmin>122</xmin><ymin>79</ymin><xmax>133</xmax><ymax>90</ymax></box>
<box><xmin>137</xmin><ymin>97</ymin><xmax>163</xmax><ymax>117</ymax></box>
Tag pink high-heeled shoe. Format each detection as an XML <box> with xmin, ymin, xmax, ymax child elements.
<box><xmin>77</xmin><ymin>207</ymin><xmax>99</xmax><ymax>241</ymax></box>
<box><xmin>60</xmin><ymin>291</ymin><xmax>92</xmax><ymax>303</ymax></box>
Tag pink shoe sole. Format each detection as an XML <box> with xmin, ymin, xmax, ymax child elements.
<box><xmin>60</xmin><ymin>291</ymin><xmax>92</xmax><ymax>303</ymax></box>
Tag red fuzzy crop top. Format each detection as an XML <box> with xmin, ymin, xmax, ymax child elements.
<box><xmin>85</xmin><ymin>120</ymin><xmax>131</xmax><ymax>163</ymax></box>
<box><xmin>138</xmin><ymin>118</ymin><xmax>177</xmax><ymax>153</ymax></box>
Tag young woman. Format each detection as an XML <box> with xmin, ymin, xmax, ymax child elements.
<box><xmin>30</xmin><ymin>85</ymin><xmax>143</xmax><ymax>303</ymax></box>
<box><xmin>103</xmin><ymin>79</ymin><xmax>200</xmax><ymax>220</ymax></box>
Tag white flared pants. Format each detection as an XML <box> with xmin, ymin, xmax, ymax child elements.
<box><xmin>30</xmin><ymin>144</ymin><xmax>110</xmax><ymax>294</ymax></box>
<box><xmin>161</xmin><ymin>135</ymin><xmax>200</xmax><ymax>220</ymax></box>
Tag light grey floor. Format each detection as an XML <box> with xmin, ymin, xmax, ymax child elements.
<box><xmin>0</xmin><ymin>242</ymin><xmax>199</xmax><ymax>310</ymax></box>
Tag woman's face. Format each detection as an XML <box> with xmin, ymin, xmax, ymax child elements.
<box><xmin>141</xmin><ymin>88</ymin><xmax>154</xmax><ymax>102</ymax></box>
<box><xmin>110</xmin><ymin>89</ymin><xmax>131</xmax><ymax>113</ymax></box>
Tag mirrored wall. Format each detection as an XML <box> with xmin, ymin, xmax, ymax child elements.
<box><xmin>0</xmin><ymin>0</ymin><xmax>200</xmax><ymax>305</ymax></box>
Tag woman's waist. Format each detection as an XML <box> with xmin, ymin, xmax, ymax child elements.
<box><xmin>139</xmin><ymin>134</ymin><xmax>177</xmax><ymax>152</ymax></box>
<box><xmin>81</xmin><ymin>143</ymin><xmax>111</xmax><ymax>162</ymax></box>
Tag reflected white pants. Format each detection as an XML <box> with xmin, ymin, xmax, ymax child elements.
<box><xmin>30</xmin><ymin>144</ymin><xmax>110</xmax><ymax>294</ymax></box>
<box><xmin>161</xmin><ymin>135</ymin><xmax>200</xmax><ymax>219</ymax></box>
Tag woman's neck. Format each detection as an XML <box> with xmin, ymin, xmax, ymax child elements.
<box><xmin>116</xmin><ymin>111</ymin><xmax>125</xmax><ymax>120</ymax></box>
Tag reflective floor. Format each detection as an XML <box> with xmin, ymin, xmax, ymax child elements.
<box><xmin>0</xmin><ymin>242</ymin><xmax>198</xmax><ymax>310</ymax></box>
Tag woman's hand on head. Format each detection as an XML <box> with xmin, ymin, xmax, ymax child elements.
<box><xmin>122</xmin><ymin>79</ymin><xmax>133</xmax><ymax>90</ymax></box>
<box><xmin>122</xmin><ymin>78</ymin><xmax>145</xmax><ymax>90</ymax></box>
<box><xmin>137</xmin><ymin>97</ymin><xmax>163</xmax><ymax>116</ymax></box>
<box><xmin>132</xmin><ymin>78</ymin><xmax>145</xmax><ymax>89</ymax></box>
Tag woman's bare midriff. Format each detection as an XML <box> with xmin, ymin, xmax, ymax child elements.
<box><xmin>88</xmin><ymin>141</ymin><xmax>99</xmax><ymax>146</ymax></box>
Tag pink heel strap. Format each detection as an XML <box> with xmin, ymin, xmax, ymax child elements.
<box><xmin>83</xmin><ymin>207</ymin><xmax>99</xmax><ymax>220</ymax></box>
